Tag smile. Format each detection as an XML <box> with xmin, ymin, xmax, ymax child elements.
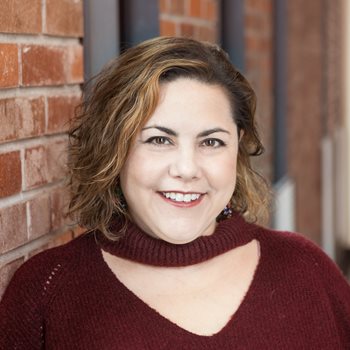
<box><xmin>162</xmin><ymin>192</ymin><xmax>201</xmax><ymax>202</ymax></box>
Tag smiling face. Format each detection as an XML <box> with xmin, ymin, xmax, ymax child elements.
<box><xmin>120</xmin><ymin>78</ymin><xmax>239</xmax><ymax>244</ymax></box>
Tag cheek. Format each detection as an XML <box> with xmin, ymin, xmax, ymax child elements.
<box><xmin>121</xmin><ymin>150</ymin><xmax>166</xmax><ymax>192</ymax></box>
<box><xmin>222</xmin><ymin>165</ymin><xmax>237</xmax><ymax>188</ymax></box>
<box><xmin>206</xmin><ymin>154</ymin><xmax>238</xmax><ymax>188</ymax></box>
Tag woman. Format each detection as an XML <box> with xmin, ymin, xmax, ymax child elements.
<box><xmin>1</xmin><ymin>37</ymin><xmax>349</xmax><ymax>349</ymax></box>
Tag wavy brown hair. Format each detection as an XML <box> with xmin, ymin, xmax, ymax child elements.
<box><xmin>67</xmin><ymin>36</ymin><xmax>270</xmax><ymax>239</ymax></box>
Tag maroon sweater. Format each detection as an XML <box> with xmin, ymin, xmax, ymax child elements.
<box><xmin>1</xmin><ymin>215</ymin><xmax>350</xmax><ymax>349</ymax></box>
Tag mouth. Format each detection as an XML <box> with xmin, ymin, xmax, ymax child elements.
<box><xmin>157</xmin><ymin>191</ymin><xmax>204</xmax><ymax>207</ymax></box>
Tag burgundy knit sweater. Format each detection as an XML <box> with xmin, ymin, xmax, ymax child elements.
<box><xmin>1</xmin><ymin>215</ymin><xmax>350</xmax><ymax>349</ymax></box>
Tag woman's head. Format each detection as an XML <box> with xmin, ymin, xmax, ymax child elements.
<box><xmin>120</xmin><ymin>78</ymin><xmax>240</xmax><ymax>243</ymax></box>
<box><xmin>68</xmin><ymin>36</ymin><xmax>269</xmax><ymax>239</ymax></box>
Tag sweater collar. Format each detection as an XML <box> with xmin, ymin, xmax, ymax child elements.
<box><xmin>96</xmin><ymin>213</ymin><xmax>257</xmax><ymax>267</ymax></box>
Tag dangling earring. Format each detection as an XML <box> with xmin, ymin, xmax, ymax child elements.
<box><xmin>217</xmin><ymin>201</ymin><xmax>233</xmax><ymax>222</ymax></box>
<box><xmin>222</xmin><ymin>204</ymin><xmax>233</xmax><ymax>218</ymax></box>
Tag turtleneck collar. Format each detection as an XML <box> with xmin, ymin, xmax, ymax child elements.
<box><xmin>95</xmin><ymin>213</ymin><xmax>258</xmax><ymax>267</ymax></box>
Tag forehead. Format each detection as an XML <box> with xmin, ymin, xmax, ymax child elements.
<box><xmin>144</xmin><ymin>78</ymin><xmax>235</xmax><ymax>130</ymax></box>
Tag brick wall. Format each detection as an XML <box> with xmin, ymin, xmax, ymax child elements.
<box><xmin>243</xmin><ymin>0</ymin><xmax>274</xmax><ymax>182</ymax></box>
<box><xmin>0</xmin><ymin>0</ymin><xmax>84</xmax><ymax>297</ymax></box>
<box><xmin>286</xmin><ymin>0</ymin><xmax>323</xmax><ymax>243</ymax></box>
<box><xmin>324</xmin><ymin>1</ymin><xmax>344</xmax><ymax>133</ymax></box>
<box><xmin>159</xmin><ymin>0</ymin><xmax>219</xmax><ymax>41</ymax></box>
<box><xmin>285</xmin><ymin>0</ymin><xmax>345</xmax><ymax>245</ymax></box>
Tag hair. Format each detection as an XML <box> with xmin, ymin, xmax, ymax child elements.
<box><xmin>67</xmin><ymin>36</ymin><xmax>270</xmax><ymax>239</ymax></box>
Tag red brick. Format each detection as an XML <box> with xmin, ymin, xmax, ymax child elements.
<box><xmin>46</xmin><ymin>139</ymin><xmax>68</xmax><ymax>182</ymax></box>
<box><xmin>159</xmin><ymin>0</ymin><xmax>168</xmax><ymax>13</ymax></box>
<box><xmin>180</xmin><ymin>23</ymin><xmax>196</xmax><ymax>37</ymax></box>
<box><xmin>203</xmin><ymin>0</ymin><xmax>217</xmax><ymax>21</ymax></box>
<box><xmin>160</xmin><ymin>20</ymin><xmax>177</xmax><ymax>36</ymax></box>
<box><xmin>246</xmin><ymin>0</ymin><xmax>272</xmax><ymax>13</ymax></box>
<box><xmin>245</xmin><ymin>35</ymin><xmax>270</xmax><ymax>53</ymax></box>
<box><xmin>28</xmin><ymin>193</ymin><xmax>51</xmax><ymax>239</ymax></box>
<box><xmin>24</xmin><ymin>139</ymin><xmax>67</xmax><ymax>190</ymax></box>
<box><xmin>24</xmin><ymin>145</ymin><xmax>47</xmax><ymax>189</ymax></box>
<box><xmin>198</xmin><ymin>26</ymin><xmax>216</xmax><ymax>42</ymax></box>
<box><xmin>66</xmin><ymin>45</ymin><xmax>84</xmax><ymax>84</ymax></box>
<box><xmin>246</xmin><ymin>18</ymin><xmax>271</xmax><ymax>38</ymax></box>
<box><xmin>46</xmin><ymin>0</ymin><xmax>83</xmax><ymax>37</ymax></box>
<box><xmin>169</xmin><ymin>0</ymin><xmax>185</xmax><ymax>15</ymax></box>
<box><xmin>50</xmin><ymin>187</ymin><xmax>70</xmax><ymax>230</ymax></box>
<box><xmin>245</xmin><ymin>13</ymin><xmax>265</xmax><ymax>32</ymax></box>
<box><xmin>22</xmin><ymin>45</ymin><xmax>66</xmax><ymax>86</ymax></box>
<box><xmin>0</xmin><ymin>0</ymin><xmax>41</xmax><ymax>34</ymax></box>
<box><xmin>47</xmin><ymin>95</ymin><xmax>80</xmax><ymax>134</ymax></box>
<box><xmin>0</xmin><ymin>97</ymin><xmax>45</xmax><ymax>143</ymax></box>
<box><xmin>245</xmin><ymin>55</ymin><xmax>258</xmax><ymax>71</ymax></box>
<box><xmin>0</xmin><ymin>203</ymin><xmax>27</xmax><ymax>254</ymax></box>
<box><xmin>0</xmin><ymin>259</ymin><xmax>24</xmax><ymax>299</ymax></box>
<box><xmin>0</xmin><ymin>44</ymin><xmax>19</xmax><ymax>88</ymax></box>
<box><xmin>286</xmin><ymin>0</ymin><xmax>324</xmax><ymax>242</ymax></box>
<box><xmin>0</xmin><ymin>151</ymin><xmax>22</xmax><ymax>198</ymax></box>
<box><xmin>260</xmin><ymin>0</ymin><xmax>273</xmax><ymax>13</ymax></box>
<box><xmin>245</xmin><ymin>36</ymin><xmax>258</xmax><ymax>52</ymax></box>
<box><xmin>189</xmin><ymin>0</ymin><xmax>201</xmax><ymax>17</ymax></box>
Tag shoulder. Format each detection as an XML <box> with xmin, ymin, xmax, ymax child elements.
<box><xmin>257</xmin><ymin>226</ymin><xmax>330</xmax><ymax>261</ymax></box>
<box><xmin>256</xmin><ymin>226</ymin><xmax>350</xmax><ymax>287</ymax></box>
<box><xmin>2</xmin><ymin>232</ymin><xmax>95</xmax><ymax>305</ymax></box>
<box><xmin>15</xmin><ymin>232</ymin><xmax>92</xmax><ymax>274</ymax></box>
<box><xmin>255</xmin><ymin>226</ymin><xmax>350</xmax><ymax>345</ymax></box>
<box><xmin>0</xmin><ymin>231</ymin><xmax>97</xmax><ymax>346</ymax></box>
<box><xmin>256</xmin><ymin>226</ymin><xmax>330</xmax><ymax>264</ymax></box>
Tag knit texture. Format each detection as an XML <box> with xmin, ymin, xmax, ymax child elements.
<box><xmin>97</xmin><ymin>213</ymin><xmax>256</xmax><ymax>266</ymax></box>
<box><xmin>1</xmin><ymin>216</ymin><xmax>350</xmax><ymax>349</ymax></box>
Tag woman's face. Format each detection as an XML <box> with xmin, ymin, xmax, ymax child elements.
<box><xmin>120</xmin><ymin>78</ymin><xmax>239</xmax><ymax>244</ymax></box>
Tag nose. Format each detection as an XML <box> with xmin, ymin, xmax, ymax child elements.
<box><xmin>168</xmin><ymin>147</ymin><xmax>201</xmax><ymax>180</ymax></box>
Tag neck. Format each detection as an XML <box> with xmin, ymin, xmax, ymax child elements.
<box><xmin>96</xmin><ymin>213</ymin><xmax>257</xmax><ymax>267</ymax></box>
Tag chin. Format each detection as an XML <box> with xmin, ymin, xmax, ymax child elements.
<box><xmin>164</xmin><ymin>234</ymin><xmax>198</xmax><ymax>244</ymax></box>
<box><xmin>154</xmin><ymin>221</ymin><xmax>215</xmax><ymax>245</ymax></box>
<box><xmin>160</xmin><ymin>234</ymin><xmax>199</xmax><ymax>245</ymax></box>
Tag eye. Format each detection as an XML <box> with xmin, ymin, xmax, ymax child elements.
<box><xmin>144</xmin><ymin>136</ymin><xmax>172</xmax><ymax>146</ymax></box>
<box><xmin>201</xmin><ymin>138</ymin><xmax>226</xmax><ymax>148</ymax></box>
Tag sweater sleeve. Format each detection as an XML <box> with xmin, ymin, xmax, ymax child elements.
<box><xmin>0</xmin><ymin>251</ymin><xmax>66</xmax><ymax>349</ymax></box>
<box><xmin>316</xmin><ymin>248</ymin><xmax>350</xmax><ymax>346</ymax></box>
<box><xmin>294</xmin><ymin>235</ymin><xmax>350</xmax><ymax>346</ymax></box>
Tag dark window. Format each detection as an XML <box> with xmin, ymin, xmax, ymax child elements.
<box><xmin>220</xmin><ymin>0</ymin><xmax>245</xmax><ymax>72</ymax></box>
<box><xmin>83</xmin><ymin>0</ymin><xmax>159</xmax><ymax>79</ymax></box>
<box><xmin>120</xmin><ymin>0</ymin><xmax>159</xmax><ymax>51</ymax></box>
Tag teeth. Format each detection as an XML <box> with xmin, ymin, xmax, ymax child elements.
<box><xmin>162</xmin><ymin>192</ymin><xmax>201</xmax><ymax>202</ymax></box>
<box><xmin>183</xmin><ymin>194</ymin><xmax>191</xmax><ymax>202</ymax></box>
<box><xmin>175</xmin><ymin>193</ymin><xmax>183</xmax><ymax>202</ymax></box>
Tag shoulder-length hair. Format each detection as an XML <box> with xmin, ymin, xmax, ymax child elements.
<box><xmin>67</xmin><ymin>36</ymin><xmax>270</xmax><ymax>239</ymax></box>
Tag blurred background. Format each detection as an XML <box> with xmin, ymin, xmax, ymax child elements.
<box><xmin>0</xmin><ymin>0</ymin><xmax>349</xmax><ymax>298</ymax></box>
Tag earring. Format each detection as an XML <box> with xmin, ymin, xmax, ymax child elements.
<box><xmin>217</xmin><ymin>202</ymin><xmax>233</xmax><ymax>222</ymax></box>
<box><xmin>222</xmin><ymin>204</ymin><xmax>233</xmax><ymax>218</ymax></box>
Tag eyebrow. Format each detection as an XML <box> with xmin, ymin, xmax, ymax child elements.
<box><xmin>197</xmin><ymin>128</ymin><xmax>231</xmax><ymax>137</ymax></box>
<box><xmin>142</xmin><ymin>126</ymin><xmax>177</xmax><ymax>136</ymax></box>
<box><xmin>141</xmin><ymin>126</ymin><xmax>231</xmax><ymax>138</ymax></box>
